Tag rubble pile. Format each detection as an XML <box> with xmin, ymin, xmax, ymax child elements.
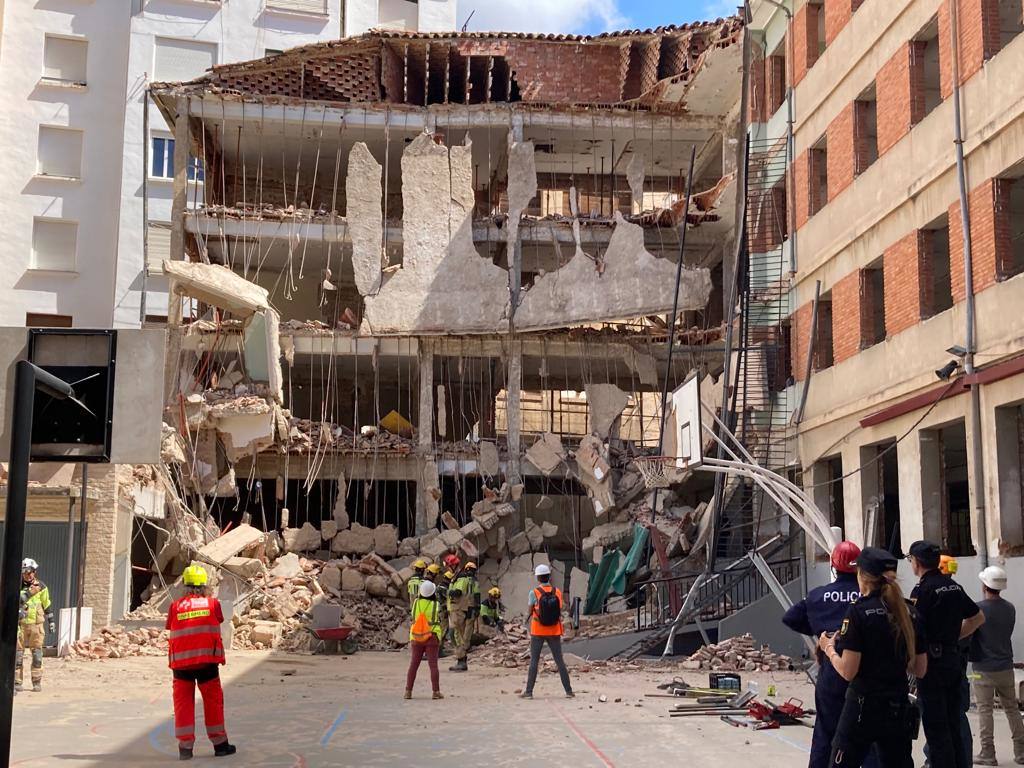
<box><xmin>683</xmin><ymin>633</ymin><xmax>793</xmax><ymax>672</ymax></box>
<box><xmin>68</xmin><ymin>626</ymin><xmax>168</xmax><ymax>660</ymax></box>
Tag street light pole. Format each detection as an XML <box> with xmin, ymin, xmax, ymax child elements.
<box><xmin>0</xmin><ymin>361</ymin><xmax>75</xmax><ymax>767</ymax></box>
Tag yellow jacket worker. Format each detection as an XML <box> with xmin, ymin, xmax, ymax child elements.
<box><xmin>17</xmin><ymin>558</ymin><xmax>54</xmax><ymax>693</ymax></box>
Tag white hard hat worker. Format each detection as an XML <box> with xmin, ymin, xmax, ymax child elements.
<box><xmin>21</xmin><ymin>558</ymin><xmax>38</xmax><ymax>573</ymax></box>
<box><xmin>419</xmin><ymin>580</ymin><xmax>437</xmax><ymax>598</ymax></box>
<box><xmin>534</xmin><ymin>564</ymin><xmax>551</xmax><ymax>577</ymax></box>
<box><xmin>979</xmin><ymin>566</ymin><xmax>1008</xmax><ymax>591</ymax></box>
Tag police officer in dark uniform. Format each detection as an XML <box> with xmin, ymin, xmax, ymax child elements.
<box><xmin>784</xmin><ymin>541</ymin><xmax>875</xmax><ymax>768</ymax></box>
<box><xmin>818</xmin><ymin>547</ymin><xmax>928</xmax><ymax>768</ymax></box>
<box><xmin>908</xmin><ymin>540</ymin><xmax>985</xmax><ymax>768</ymax></box>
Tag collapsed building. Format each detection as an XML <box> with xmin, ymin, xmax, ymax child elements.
<box><xmin>129</xmin><ymin>22</ymin><xmax>752</xmax><ymax>652</ymax></box>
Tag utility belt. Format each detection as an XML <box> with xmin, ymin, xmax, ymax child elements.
<box><xmin>927</xmin><ymin>643</ymin><xmax>961</xmax><ymax>661</ymax></box>
<box><xmin>848</xmin><ymin>692</ymin><xmax>920</xmax><ymax>739</ymax></box>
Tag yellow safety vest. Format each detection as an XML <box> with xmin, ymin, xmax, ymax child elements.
<box><xmin>410</xmin><ymin>598</ymin><xmax>442</xmax><ymax>643</ymax></box>
<box><xmin>21</xmin><ymin>581</ymin><xmax>51</xmax><ymax>625</ymax></box>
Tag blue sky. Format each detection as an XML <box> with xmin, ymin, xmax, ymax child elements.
<box><xmin>457</xmin><ymin>0</ymin><xmax>740</xmax><ymax>36</ymax></box>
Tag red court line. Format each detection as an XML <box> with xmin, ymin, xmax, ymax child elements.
<box><xmin>549</xmin><ymin>703</ymin><xmax>616</xmax><ymax>768</ymax></box>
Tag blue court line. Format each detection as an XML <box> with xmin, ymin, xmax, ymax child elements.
<box><xmin>148</xmin><ymin>721</ymin><xmax>176</xmax><ymax>756</ymax></box>
<box><xmin>768</xmin><ymin>729</ymin><xmax>812</xmax><ymax>753</ymax></box>
<box><xmin>320</xmin><ymin>709</ymin><xmax>347</xmax><ymax>746</ymax></box>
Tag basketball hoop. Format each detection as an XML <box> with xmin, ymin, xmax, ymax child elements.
<box><xmin>633</xmin><ymin>456</ymin><xmax>687</xmax><ymax>489</ymax></box>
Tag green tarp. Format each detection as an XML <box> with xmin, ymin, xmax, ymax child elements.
<box><xmin>583</xmin><ymin>524</ymin><xmax>648</xmax><ymax>614</ymax></box>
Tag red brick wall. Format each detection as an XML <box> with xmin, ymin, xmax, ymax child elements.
<box><xmin>827</xmin><ymin>103</ymin><xmax>856</xmax><ymax>200</ymax></box>
<box><xmin>794</xmin><ymin>150</ymin><xmax>810</xmax><ymax>229</ymax></box>
<box><xmin>831</xmin><ymin>271</ymin><xmax>866</xmax><ymax>362</ymax></box>
<box><xmin>825</xmin><ymin>0</ymin><xmax>863</xmax><ymax>45</ymax></box>
<box><xmin>792</xmin><ymin>302</ymin><xmax>814</xmax><ymax>381</ymax></box>
<box><xmin>792</xmin><ymin>3</ymin><xmax>821</xmax><ymax>86</ymax></box>
<box><xmin>883</xmin><ymin>230</ymin><xmax>933</xmax><ymax>334</ymax></box>
<box><xmin>876</xmin><ymin>41</ymin><xmax>927</xmax><ymax>156</ymax></box>
<box><xmin>949</xmin><ymin>178</ymin><xmax>1013</xmax><ymax>301</ymax></box>
<box><xmin>938</xmin><ymin>0</ymin><xmax>1001</xmax><ymax>98</ymax></box>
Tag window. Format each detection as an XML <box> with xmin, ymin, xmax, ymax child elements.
<box><xmin>766</xmin><ymin>44</ymin><xmax>787</xmax><ymax>116</ymax></box>
<box><xmin>920</xmin><ymin>421</ymin><xmax>973</xmax><ymax>555</ymax></box>
<box><xmin>1000</xmin><ymin>176</ymin><xmax>1024</xmax><ymax>279</ymax></box>
<box><xmin>995</xmin><ymin>402</ymin><xmax>1024</xmax><ymax>550</ymax></box>
<box><xmin>809</xmin><ymin>135</ymin><xmax>828</xmax><ymax>215</ymax></box>
<box><xmin>264</xmin><ymin>0</ymin><xmax>328</xmax><ymax>14</ymax></box>
<box><xmin>998</xmin><ymin>0</ymin><xmax>1024</xmax><ymax>49</ymax></box>
<box><xmin>862</xmin><ymin>262</ymin><xmax>886</xmax><ymax>346</ymax></box>
<box><xmin>813</xmin><ymin>291</ymin><xmax>834</xmax><ymax>370</ymax></box>
<box><xmin>265</xmin><ymin>48</ymin><xmax>284</xmax><ymax>57</ymax></box>
<box><xmin>815</xmin><ymin>1</ymin><xmax>827</xmax><ymax>56</ymax></box>
<box><xmin>147</xmin><ymin>222</ymin><xmax>171</xmax><ymax>274</ymax></box>
<box><xmin>378</xmin><ymin>0</ymin><xmax>418</xmax><ymax>31</ymax></box>
<box><xmin>861</xmin><ymin>440</ymin><xmax>901</xmax><ymax>554</ymax></box>
<box><xmin>31</xmin><ymin>218</ymin><xmax>78</xmax><ymax>271</ymax></box>
<box><xmin>823</xmin><ymin>455</ymin><xmax>846</xmax><ymax>533</ymax></box>
<box><xmin>37</xmin><ymin>126</ymin><xmax>83</xmax><ymax>179</ymax></box>
<box><xmin>154</xmin><ymin>38</ymin><xmax>216</xmax><ymax>82</ymax></box>
<box><xmin>151</xmin><ymin>136</ymin><xmax>204</xmax><ymax>181</ymax></box>
<box><xmin>855</xmin><ymin>84</ymin><xmax>878</xmax><ymax>174</ymax></box>
<box><xmin>42</xmin><ymin>35</ymin><xmax>87</xmax><ymax>84</ymax></box>
<box><xmin>914</xmin><ymin>17</ymin><xmax>942</xmax><ymax>120</ymax></box>
<box><xmin>26</xmin><ymin>313</ymin><xmax>72</xmax><ymax>328</ymax></box>
<box><xmin>923</xmin><ymin>215</ymin><xmax>953</xmax><ymax>315</ymax></box>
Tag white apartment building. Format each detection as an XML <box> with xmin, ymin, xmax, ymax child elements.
<box><xmin>0</xmin><ymin>0</ymin><xmax>457</xmax><ymax>331</ymax></box>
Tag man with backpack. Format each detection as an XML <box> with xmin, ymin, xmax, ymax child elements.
<box><xmin>405</xmin><ymin>581</ymin><xmax>444</xmax><ymax>700</ymax></box>
<box><xmin>520</xmin><ymin>563</ymin><xmax>575</xmax><ymax>699</ymax></box>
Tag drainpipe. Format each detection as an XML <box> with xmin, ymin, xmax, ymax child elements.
<box><xmin>140</xmin><ymin>86</ymin><xmax>150</xmax><ymax>326</ymax></box>
<box><xmin>948</xmin><ymin>0</ymin><xmax>988</xmax><ymax>566</ymax></box>
<box><xmin>759</xmin><ymin>0</ymin><xmax>797</xmax><ymax>274</ymax></box>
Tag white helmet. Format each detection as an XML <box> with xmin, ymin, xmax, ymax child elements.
<box><xmin>979</xmin><ymin>566</ymin><xmax>1008</xmax><ymax>591</ymax></box>
<box><xmin>419</xmin><ymin>580</ymin><xmax>437</xmax><ymax>598</ymax></box>
<box><xmin>21</xmin><ymin>558</ymin><xmax>38</xmax><ymax>572</ymax></box>
<box><xmin>534</xmin><ymin>564</ymin><xmax>551</xmax><ymax>577</ymax></box>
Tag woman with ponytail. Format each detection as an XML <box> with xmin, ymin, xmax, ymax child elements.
<box><xmin>817</xmin><ymin>547</ymin><xmax>928</xmax><ymax>768</ymax></box>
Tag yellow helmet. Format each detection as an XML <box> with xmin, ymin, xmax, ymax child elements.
<box><xmin>182</xmin><ymin>564</ymin><xmax>208</xmax><ymax>587</ymax></box>
<box><xmin>412</xmin><ymin>559</ymin><xmax>427</xmax><ymax>571</ymax></box>
<box><xmin>444</xmin><ymin>570</ymin><xmax>455</xmax><ymax>580</ymax></box>
<box><xmin>464</xmin><ymin>561</ymin><xmax>477</xmax><ymax>571</ymax></box>
<box><xmin>488</xmin><ymin>587</ymin><xmax>501</xmax><ymax>598</ymax></box>
<box><xmin>426</xmin><ymin>564</ymin><xmax>441</xmax><ymax>575</ymax></box>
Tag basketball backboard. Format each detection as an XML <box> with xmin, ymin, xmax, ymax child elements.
<box><xmin>670</xmin><ymin>375</ymin><xmax>703</xmax><ymax>469</ymax></box>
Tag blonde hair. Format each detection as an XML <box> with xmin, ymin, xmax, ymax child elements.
<box><xmin>859</xmin><ymin>570</ymin><xmax>916</xmax><ymax>661</ymax></box>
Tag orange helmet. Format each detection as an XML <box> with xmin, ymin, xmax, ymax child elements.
<box><xmin>939</xmin><ymin>554</ymin><xmax>958</xmax><ymax>575</ymax></box>
<box><xmin>831</xmin><ymin>541</ymin><xmax>861</xmax><ymax>574</ymax></box>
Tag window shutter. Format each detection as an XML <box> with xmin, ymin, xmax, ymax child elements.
<box><xmin>147</xmin><ymin>222</ymin><xmax>172</xmax><ymax>274</ymax></box>
<box><xmin>154</xmin><ymin>39</ymin><xmax>217</xmax><ymax>82</ymax></box>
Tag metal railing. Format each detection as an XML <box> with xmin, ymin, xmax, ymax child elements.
<box><xmin>634</xmin><ymin>556</ymin><xmax>802</xmax><ymax>631</ymax></box>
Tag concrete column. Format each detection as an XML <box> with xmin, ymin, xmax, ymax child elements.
<box><xmin>415</xmin><ymin>339</ymin><xmax>436</xmax><ymax>534</ymax></box>
<box><xmin>841</xmin><ymin>442</ymin><xmax>866</xmax><ymax>547</ymax></box>
<box><xmin>163</xmin><ymin>97</ymin><xmax>191</xmax><ymax>402</ymax></box>
<box><xmin>507</xmin><ymin>339</ymin><xmax>522</xmax><ymax>484</ymax></box>
<box><xmin>899</xmin><ymin>430</ymin><xmax>932</xmax><ymax>545</ymax></box>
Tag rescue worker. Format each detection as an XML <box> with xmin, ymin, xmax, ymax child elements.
<box><xmin>437</xmin><ymin>569</ymin><xmax>454</xmax><ymax>656</ymax></box>
<box><xmin>520</xmin><ymin>564</ymin><xmax>574</xmax><ymax>699</ymax></box>
<box><xmin>407</xmin><ymin>560</ymin><xmax>428</xmax><ymax>608</ymax></box>
<box><xmin>16</xmin><ymin>558</ymin><xmax>54</xmax><ymax>693</ymax></box>
<box><xmin>405</xmin><ymin>581</ymin><xmax>444</xmax><ymax>700</ymax></box>
<box><xmin>447</xmin><ymin>561</ymin><xmax>480</xmax><ymax>672</ymax></box>
<box><xmin>424</xmin><ymin>563</ymin><xmax>441</xmax><ymax>584</ymax></box>
<box><xmin>909</xmin><ymin>540</ymin><xmax>985</xmax><ymax>768</ymax></box>
<box><xmin>818</xmin><ymin>547</ymin><xmax>928</xmax><ymax>767</ymax></box>
<box><xmin>782</xmin><ymin>541</ymin><xmax>872</xmax><ymax>768</ymax></box>
<box><xmin>443</xmin><ymin>554</ymin><xmax>461</xmax><ymax>573</ymax></box>
<box><xmin>480</xmin><ymin>587</ymin><xmax>504</xmax><ymax>632</ymax></box>
<box><xmin>166</xmin><ymin>565</ymin><xmax>236</xmax><ymax>760</ymax></box>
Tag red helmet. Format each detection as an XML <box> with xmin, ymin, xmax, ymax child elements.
<box><xmin>443</xmin><ymin>554</ymin><xmax>461</xmax><ymax>570</ymax></box>
<box><xmin>831</xmin><ymin>541</ymin><xmax>861</xmax><ymax>574</ymax></box>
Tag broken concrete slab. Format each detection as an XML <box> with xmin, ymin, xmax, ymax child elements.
<box><xmin>250</xmin><ymin>620</ymin><xmax>283</xmax><ymax>648</ymax></box>
<box><xmin>441</xmin><ymin>511</ymin><xmax>460</xmax><ymax>530</ymax></box>
<box><xmin>332</xmin><ymin>523</ymin><xmax>375</xmax><ymax>555</ymax></box>
<box><xmin>568</xmin><ymin>567</ymin><xmax>590</xmax><ymax>607</ymax></box>
<box><xmin>346</xmin><ymin>142</ymin><xmax>384</xmax><ymax>296</ymax></box>
<box><xmin>397</xmin><ymin>537</ymin><xmax>419</xmax><ymax>557</ymax></box>
<box><xmin>321</xmin><ymin>520</ymin><xmax>338</xmax><ymax>541</ymax></box>
<box><xmin>215</xmin><ymin>408</ymin><xmax>276</xmax><ymax>463</ymax></box>
<box><xmin>282</xmin><ymin>523</ymin><xmax>321</xmax><ymax>553</ymax></box>
<box><xmin>460</xmin><ymin>520</ymin><xmax>484</xmax><ymax>539</ymax></box>
<box><xmin>525</xmin><ymin>432</ymin><xmax>565</xmax><ymax>475</ymax></box>
<box><xmin>365</xmin><ymin>574</ymin><xmax>389</xmax><ymax>598</ymax></box>
<box><xmin>197</xmin><ymin>524</ymin><xmax>265</xmax><ymax>566</ymax></box>
<box><xmin>420</xmin><ymin>536</ymin><xmax>448</xmax><ymax>561</ymax></box>
<box><xmin>478</xmin><ymin>440</ymin><xmax>500</xmax><ymax>477</ymax></box>
<box><xmin>269</xmin><ymin>552</ymin><xmax>302</xmax><ymax>579</ymax></box>
<box><xmin>163</xmin><ymin>260</ymin><xmax>270</xmax><ymax>317</ymax></box>
<box><xmin>242</xmin><ymin>309</ymin><xmax>283</xmax><ymax>403</ymax></box>
<box><xmin>585</xmin><ymin>383</ymin><xmax>630</xmax><ymax>440</ymax></box>
<box><xmin>318</xmin><ymin>563</ymin><xmax>342</xmax><ymax>594</ymax></box>
<box><xmin>332</xmin><ymin>468</ymin><xmax>350</xmax><ymax>530</ymax></box>
<box><xmin>438</xmin><ymin>529</ymin><xmax>464</xmax><ymax>548</ymax></box>
<box><xmin>372</xmin><ymin>524</ymin><xmax>399</xmax><ymax>558</ymax></box>
<box><xmin>626</xmin><ymin>151</ymin><xmax>645</xmax><ymax>211</ymax></box>
<box><xmin>222</xmin><ymin>556</ymin><xmax>263</xmax><ymax>580</ymax></box>
<box><xmin>524</xmin><ymin>519</ymin><xmax>544</xmax><ymax>549</ymax></box>
<box><xmin>341</xmin><ymin>568</ymin><xmax>365</xmax><ymax>592</ymax></box>
<box><xmin>574</xmin><ymin>436</ymin><xmax>615</xmax><ymax>515</ymax></box>
<box><xmin>508</xmin><ymin>531</ymin><xmax>530</xmax><ymax>557</ymax></box>
<box><xmin>582</xmin><ymin>521</ymin><xmax>634</xmax><ymax>556</ymax></box>
<box><xmin>540</xmin><ymin>521</ymin><xmax>558</xmax><ymax>539</ymax></box>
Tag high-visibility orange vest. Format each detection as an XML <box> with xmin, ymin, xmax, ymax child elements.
<box><xmin>530</xmin><ymin>585</ymin><xmax>564</xmax><ymax>637</ymax></box>
<box><xmin>167</xmin><ymin>595</ymin><xmax>226</xmax><ymax>670</ymax></box>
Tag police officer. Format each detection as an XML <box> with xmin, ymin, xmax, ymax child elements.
<box><xmin>783</xmin><ymin>541</ymin><xmax>871</xmax><ymax>768</ymax></box>
<box><xmin>818</xmin><ymin>547</ymin><xmax>928</xmax><ymax>768</ymax></box>
<box><xmin>908</xmin><ymin>540</ymin><xmax>985</xmax><ymax>768</ymax></box>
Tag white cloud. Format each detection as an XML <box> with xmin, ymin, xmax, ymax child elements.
<box><xmin>457</xmin><ymin>0</ymin><xmax>630</xmax><ymax>35</ymax></box>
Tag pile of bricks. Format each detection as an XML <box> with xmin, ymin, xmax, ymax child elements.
<box><xmin>68</xmin><ymin>626</ymin><xmax>168</xmax><ymax>660</ymax></box>
<box><xmin>682</xmin><ymin>633</ymin><xmax>792</xmax><ymax>672</ymax></box>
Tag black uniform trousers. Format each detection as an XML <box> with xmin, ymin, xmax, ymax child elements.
<box><xmin>918</xmin><ymin>665</ymin><xmax>968</xmax><ymax>768</ymax></box>
<box><xmin>830</xmin><ymin>692</ymin><xmax>913</xmax><ymax>768</ymax></box>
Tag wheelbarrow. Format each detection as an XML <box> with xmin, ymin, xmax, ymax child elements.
<box><xmin>310</xmin><ymin>625</ymin><xmax>357</xmax><ymax>655</ymax></box>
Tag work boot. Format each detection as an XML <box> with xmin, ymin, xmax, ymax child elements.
<box><xmin>565</xmin><ymin>690</ymin><xmax>575</xmax><ymax>698</ymax></box>
<box><xmin>178</xmin><ymin>746</ymin><xmax>193</xmax><ymax>761</ymax></box>
<box><xmin>974</xmin><ymin>755</ymin><xmax>997</xmax><ymax>766</ymax></box>
<box><xmin>448</xmin><ymin>659</ymin><xmax>468</xmax><ymax>672</ymax></box>
<box><xmin>32</xmin><ymin>682</ymin><xmax>41</xmax><ymax>693</ymax></box>
<box><xmin>519</xmin><ymin>691</ymin><xmax>533</xmax><ymax>699</ymax></box>
<box><xmin>214</xmin><ymin>742</ymin><xmax>237</xmax><ymax>758</ymax></box>
<box><xmin>404</xmin><ymin>690</ymin><xmax>412</xmax><ymax>700</ymax></box>
<box><xmin>432</xmin><ymin>691</ymin><xmax>444</xmax><ymax>700</ymax></box>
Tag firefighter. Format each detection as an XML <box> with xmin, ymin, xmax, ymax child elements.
<box><xmin>480</xmin><ymin>587</ymin><xmax>505</xmax><ymax>632</ymax></box>
<box><xmin>447</xmin><ymin>561</ymin><xmax>480</xmax><ymax>672</ymax></box>
<box><xmin>407</xmin><ymin>560</ymin><xmax>428</xmax><ymax>608</ymax></box>
<box><xmin>167</xmin><ymin>565</ymin><xmax>236</xmax><ymax>760</ymax></box>
<box><xmin>437</xmin><ymin>569</ymin><xmax>455</xmax><ymax>656</ymax></box>
<box><xmin>16</xmin><ymin>558</ymin><xmax>54</xmax><ymax>693</ymax></box>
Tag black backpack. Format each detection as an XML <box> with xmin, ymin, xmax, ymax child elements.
<box><xmin>535</xmin><ymin>587</ymin><xmax>561</xmax><ymax>626</ymax></box>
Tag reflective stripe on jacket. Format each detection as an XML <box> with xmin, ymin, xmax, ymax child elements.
<box><xmin>530</xmin><ymin>585</ymin><xmax>564</xmax><ymax>637</ymax></box>
<box><xmin>410</xmin><ymin>597</ymin><xmax>443</xmax><ymax>643</ymax></box>
<box><xmin>448</xmin><ymin>576</ymin><xmax>480</xmax><ymax>613</ymax></box>
<box><xmin>167</xmin><ymin>595</ymin><xmax>225</xmax><ymax>670</ymax></box>
<box><xmin>21</xmin><ymin>581</ymin><xmax>51</xmax><ymax>625</ymax></box>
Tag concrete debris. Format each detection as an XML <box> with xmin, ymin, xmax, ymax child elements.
<box><xmin>346</xmin><ymin>142</ymin><xmax>385</xmax><ymax>296</ymax></box>
<box><xmin>685</xmin><ymin>633</ymin><xmax>793</xmax><ymax>672</ymax></box>
<box><xmin>223</xmin><ymin>556</ymin><xmax>264</xmax><ymax>579</ymax></box>
<box><xmin>270</xmin><ymin>552</ymin><xmax>303</xmax><ymax>579</ymax></box>
<box><xmin>197</xmin><ymin>524</ymin><xmax>266</xmax><ymax>566</ymax></box>
<box><xmin>582</xmin><ymin>521</ymin><xmax>633</xmax><ymax>557</ymax></box>
<box><xmin>574</xmin><ymin>436</ymin><xmax>615</xmax><ymax>515</ymax></box>
<box><xmin>282</xmin><ymin>523</ymin><xmax>321</xmax><ymax>553</ymax></box>
<box><xmin>332</xmin><ymin>523</ymin><xmax>375</xmax><ymax>555</ymax></box>
<box><xmin>585</xmin><ymin>383</ymin><xmax>630</xmax><ymax>440</ymax></box>
<box><xmin>525</xmin><ymin>432</ymin><xmax>565</xmax><ymax>475</ymax></box>
<box><xmin>163</xmin><ymin>260</ymin><xmax>270</xmax><ymax>317</ymax></box>
<box><xmin>69</xmin><ymin>626</ymin><xmax>168</xmax><ymax>660</ymax></box>
<box><xmin>478</xmin><ymin>440</ymin><xmax>500</xmax><ymax>477</ymax></box>
<box><xmin>626</xmin><ymin>151</ymin><xmax>645</xmax><ymax>211</ymax></box>
<box><xmin>372</xmin><ymin>524</ymin><xmax>399</xmax><ymax>558</ymax></box>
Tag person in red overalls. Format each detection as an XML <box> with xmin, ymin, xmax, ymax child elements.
<box><xmin>166</xmin><ymin>564</ymin><xmax>236</xmax><ymax>761</ymax></box>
